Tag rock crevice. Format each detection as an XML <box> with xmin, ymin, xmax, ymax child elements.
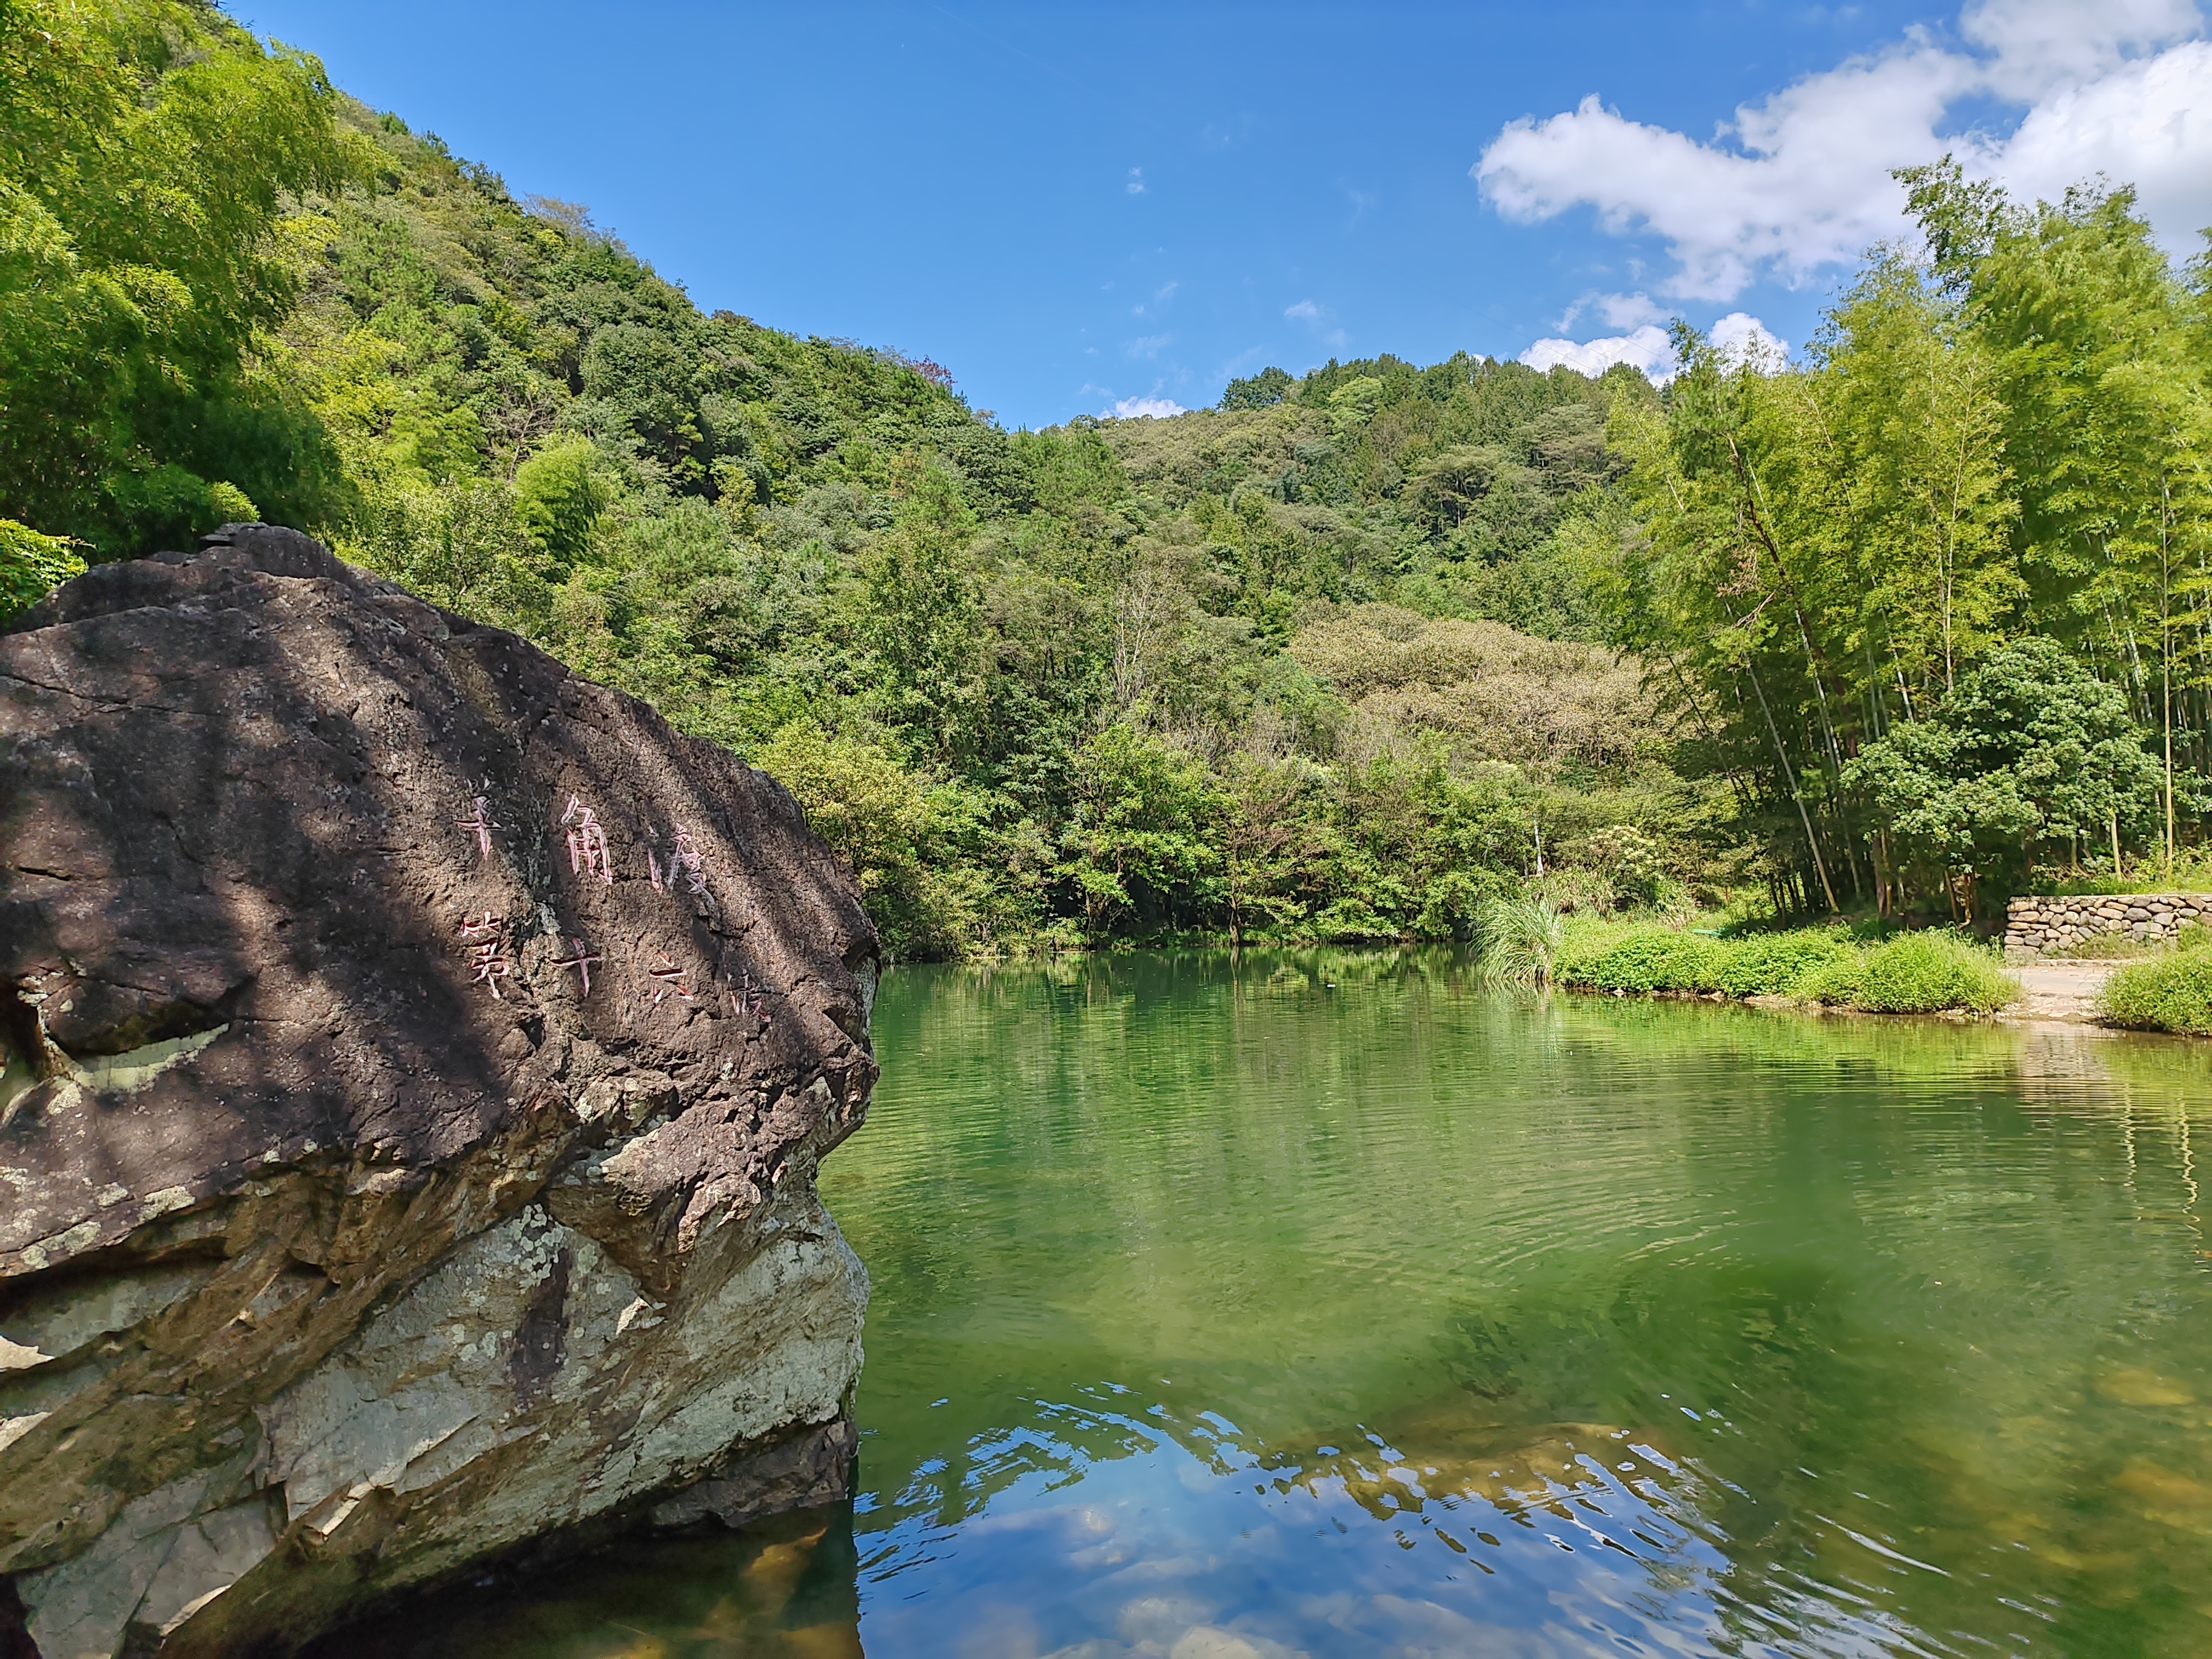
<box><xmin>0</xmin><ymin>526</ymin><xmax>878</xmax><ymax>1658</ymax></box>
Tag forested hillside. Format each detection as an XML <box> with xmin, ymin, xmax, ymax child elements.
<box><xmin>6</xmin><ymin>1</ymin><xmax>2210</xmax><ymax>956</ymax></box>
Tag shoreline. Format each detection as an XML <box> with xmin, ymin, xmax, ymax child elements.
<box><xmin>889</xmin><ymin>943</ymin><xmax>2199</xmax><ymax>1039</ymax></box>
<box><xmin>1554</xmin><ymin>955</ymin><xmax>2133</xmax><ymax>1030</ymax></box>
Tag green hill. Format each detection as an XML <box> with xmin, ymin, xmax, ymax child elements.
<box><xmin>180</xmin><ymin>28</ymin><xmax>1695</xmax><ymax>957</ymax></box>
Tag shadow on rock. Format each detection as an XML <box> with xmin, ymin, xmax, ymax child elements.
<box><xmin>0</xmin><ymin>526</ymin><xmax>880</xmax><ymax>1659</ymax></box>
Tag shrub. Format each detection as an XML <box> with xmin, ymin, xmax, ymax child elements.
<box><xmin>1574</xmin><ymin>823</ymin><xmax>1671</xmax><ymax>908</ymax></box>
<box><xmin>1312</xmin><ymin>899</ymin><xmax>1400</xmax><ymax>943</ymax></box>
<box><xmin>1795</xmin><ymin>953</ymin><xmax>1865</xmax><ymax>1007</ymax></box>
<box><xmin>1533</xmin><ymin>866</ymin><xmax>1619</xmax><ymax>916</ymax></box>
<box><xmin>1555</xmin><ymin>925</ymin><xmax>1717</xmax><ymax>993</ymax></box>
<box><xmin>1825</xmin><ymin>933</ymin><xmax>2018</xmax><ymax>1014</ymax></box>
<box><xmin>752</xmin><ymin>720</ymin><xmax>1007</xmax><ymax>959</ymax></box>
<box><xmin>1706</xmin><ymin>931</ymin><xmax>1856</xmax><ymax>997</ymax></box>
<box><xmin>1552</xmin><ymin>923</ymin><xmax>2015</xmax><ymax>1013</ymax></box>
<box><xmin>2099</xmin><ymin>948</ymin><xmax>2212</xmax><ymax>1034</ymax></box>
<box><xmin>0</xmin><ymin>520</ymin><xmax>85</xmax><ymax>623</ymax></box>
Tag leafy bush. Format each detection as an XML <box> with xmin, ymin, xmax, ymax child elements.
<box><xmin>1310</xmin><ymin>899</ymin><xmax>1401</xmax><ymax>943</ymax></box>
<box><xmin>749</xmin><ymin>721</ymin><xmax>1015</xmax><ymax>960</ymax></box>
<box><xmin>1795</xmin><ymin>952</ymin><xmax>1864</xmax><ymax>1007</ymax></box>
<box><xmin>1531</xmin><ymin>866</ymin><xmax>1618</xmax><ymax>916</ymax></box>
<box><xmin>0</xmin><ymin>520</ymin><xmax>85</xmax><ymax>623</ymax></box>
<box><xmin>1811</xmin><ymin>933</ymin><xmax>2018</xmax><ymax>1014</ymax></box>
<box><xmin>1</xmin><ymin>2</ymin><xmax>353</xmax><ymax>554</ymax></box>
<box><xmin>2028</xmin><ymin>853</ymin><xmax>2212</xmax><ymax>897</ymax></box>
<box><xmin>1845</xmin><ymin>638</ymin><xmax>2162</xmax><ymax>919</ymax></box>
<box><xmin>1705</xmin><ymin>931</ymin><xmax>1856</xmax><ymax>996</ymax></box>
<box><xmin>1554</xmin><ymin>922</ymin><xmax>2015</xmax><ymax>1013</ymax></box>
<box><xmin>1555</xmin><ymin>925</ymin><xmax>1717</xmax><ymax>993</ymax></box>
<box><xmin>1575</xmin><ymin>823</ymin><xmax>1671</xmax><ymax>908</ymax></box>
<box><xmin>1554</xmin><ymin>924</ymin><xmax>1851</xmax><ymax>997</ymax></box>
<box><xmin>2099</xmin><ymin>948</ymin><xmax>2212</xmax><ymax>1034</ymax></box>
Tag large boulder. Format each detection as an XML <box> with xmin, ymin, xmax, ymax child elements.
<box><xmin>0</xmin><ymin>528</ymin><xmax>879</xmax><ymax>1658</ymax></box>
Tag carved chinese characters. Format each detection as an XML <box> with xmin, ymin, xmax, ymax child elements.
<box><xmin>455</xmin><ymin>794</ymin><xmax>497</xmax><ymax>862</ymax></box>
<box><xmin>442</xmin><ymin>786</ymin><xmax>764</xmax><ymax>1025</ymax></box>
<box><xmin>561</xmin><ymin>794</ymin><xmax>613</xmax><ymax>885</ymax></box>
<box><xmin>458</xmin><ymin>911</ymin><xmax>511</xmax><ymax>999</ymax></box>
<box><xmin>551</xmin><ymin>937</ymin><xmax>603</xmax><ymax>994</ymax></box>
<box><xmin>646</xmin><ymin>948</ymin><xmax>694</xmax><ymax>1007</ymax></box>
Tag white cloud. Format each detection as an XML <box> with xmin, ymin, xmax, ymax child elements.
<box><xmin>1124</xmin><ymin>333</ymin><xmax>1172</xmax><ymax>358</ymax></box>
<box><xmin>1283</xmin><ymin>298</ymin><xmax>1348</xmax><ymax>349</ymax></box>
<box><xmin>1962</xmin><ymin>0</ymin><xmax>2200</xmax><ymax>96</ymax></box>
<box><xmin>1110</xmin><ymin>395</ymin><xmax>1187</xmax><ymax>419</ymax></box>
<box><xmin>1127</xmin><ymin>167</ymin><xmax>1146</xmax><ymax>195</ymax></box>
<box><xmin>1601</xmin><ymin>292</ymin><xmax>1665</xmax><ymax>327</ymax></box>
<box><xmin>1709</xmin><ymin>312</ymin><xmax>1791</xmax><ymax>364</ymax></box>
<box><xmin>1521</xmin><ymin>312</ymin><xmax>1789</xmax><ymax>382</ymax></box>
<box><xmin>1520</xmin><ymin>326</ymin><xmax>1677</xmax><ymax>380</ymax></box>
<box><xmin>1992</xmin><ymin>38</ymin><xmax>2212</xmax><ymax>237</ymax></box>
<box><xmin>1560</xmin><ymin>290</ymin><xmax>1667</xmax><ymax>330</ymax></box>
<box><xmin>1474</xmin><ymin>0</ymin><xmax>2212</xmax><ymax>300</ymax></box>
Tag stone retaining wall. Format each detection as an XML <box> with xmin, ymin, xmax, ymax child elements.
<box><xmin>2003</xmin><ymin>892</ymin><xmax>2212</xmax><ymax>956</ymax></box>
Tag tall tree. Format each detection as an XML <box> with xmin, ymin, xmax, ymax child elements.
<box><xmin>0</xmin><ymin>0</ymin><xmax>352</xmax><ymax>554</ymax></box>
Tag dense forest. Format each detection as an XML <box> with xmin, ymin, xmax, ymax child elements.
<box><xmin>5</xmin><ymin>0</ymin><xmax>2209</xmax><ymax>956</ymax></box>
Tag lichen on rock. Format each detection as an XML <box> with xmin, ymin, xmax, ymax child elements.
<box><xmin>0</xmin><ymin>526</ymin><xmax>879</xmax><ymax>1658</ymax></box>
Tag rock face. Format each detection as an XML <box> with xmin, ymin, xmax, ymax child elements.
<box><xmin>0</xmin><ymin>528</ymin><xmax>879</xmax><ymax>1658</ymax></box>
<box><xmin>2003</xmin><ymin>892</ymin><xmax>2212</xmax><ymax>956</ymax></box>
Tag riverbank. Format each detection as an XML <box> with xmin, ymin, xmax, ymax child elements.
<box><xmin>1543</xmin><ymin>916</ymin><xmax>2212</xmax><ymax>1039</ymax></box>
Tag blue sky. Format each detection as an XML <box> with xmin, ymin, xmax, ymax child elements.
<box><xmin>233</xmin><ymin>2</ymin><xmax>2212</xmax><ymax>428</ymax></box>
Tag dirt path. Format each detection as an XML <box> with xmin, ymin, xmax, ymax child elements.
<box><xmin>2006</xmin><ymin>958</ymin><xmax>2123</xmax><ymax>1024</ymax></box>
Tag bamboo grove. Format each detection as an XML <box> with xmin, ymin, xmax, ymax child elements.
<box><xmin>1586</xmin><ymin>162</ymin><xmax>2212</xmax><ymax>920</ymax></box>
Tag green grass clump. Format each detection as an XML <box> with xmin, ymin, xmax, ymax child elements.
<box><xmin>1808</xmin><ymin>932</ymin><xmax>2018</xmax><ymax>1014</ymax></box>
<box><xmin>1795</xmin><ymin>952</ymin><xmax>1863</xmax><ymax>1006</ymax></box>
<box><xmin>1552</xmin><ymin>919</ymin><xmax>2016</xmax><ymax>1014</ymax></box>
<box><xmin>2098</xmin><ymin>947</ymin><xmax>2212</xmax><ymax>1034</ymax></box>
<box><xmin>1476</xmin><ymin>896</ymin><xmax>1567</xmax><ymax>988</ymax></box>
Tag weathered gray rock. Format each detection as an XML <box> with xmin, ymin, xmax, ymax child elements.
<box><xmin>0</xmin><ymin>528</ymin><xmax>878</xmax><ymax>1657</ymax></box>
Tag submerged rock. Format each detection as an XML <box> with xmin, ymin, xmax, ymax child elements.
<box><xmin>0</xmin><ymin>527</ymin><xmax>878</xmax><ymax>1658</ymax></box>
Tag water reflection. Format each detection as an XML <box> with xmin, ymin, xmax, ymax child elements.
<box><xmin>329</xmin><ymin>951</ymin><xmax>2212</xmax><ymax>1658</ymax></box>
<box><xmin>319</xmin><ymin>1504</ymin><xmax>860</xmax><ymax>1658</ymax></box>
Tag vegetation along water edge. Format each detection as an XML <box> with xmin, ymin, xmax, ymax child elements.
<box><xmin>1475</xmin><ymin>903</ymin><xmax>2023</xmax><ymax>1017</ymax></box>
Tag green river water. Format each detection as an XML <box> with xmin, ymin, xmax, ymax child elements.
<box><xmin>346</xmin><ymin>950</ymin><xmax>2212</xmax><ymax>1657</ymax></box>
